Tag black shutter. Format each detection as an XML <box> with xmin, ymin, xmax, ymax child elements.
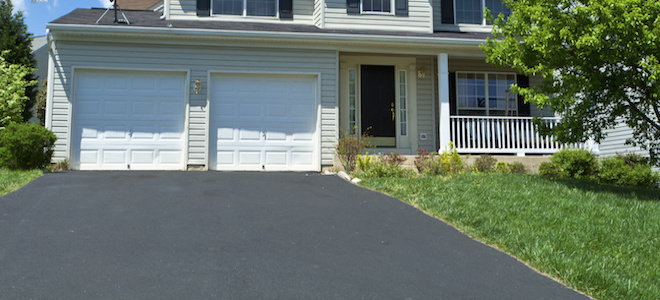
<box><xmin>395</xmin><ymin>0</ymin><xmax>408</xmax><ymax>16</ymax></box>
<box><xmin>440</xmin><ymin>0</ymin><xmax>454</xmax><ymax>24</ymax></box>
<box><xmin>279</xmin><ymin>0</ymin><xmax>293</xmax><ymax>19</ymax></box>
<box><xmin>449</xmin><ymin>72</ymin><xmax>457</xmax><ymax>115</ymax></box>
<box><xmin>197</xmin><ymin>0</ymin><xmax>210</xmax><ymax>16</ymax></box>
<box><xmin>347</xmin><ymin>0</ymin><xmax>360</xmax><ymax>14</ymax></box>
<box><xmin>517</xmin><ymin>75</ymin><xmax>530</xmax><ymax>116</ymax></box>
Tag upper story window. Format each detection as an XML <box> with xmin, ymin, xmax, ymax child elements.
<box><xmin>454</xmin><ymin>0</ymin><xmax>510</xmax><ymax>25</ymax></box>
<box><xmin>212</xmin><ymin>0</ymin><xmax>277</xmax><ymax>17</ymax></box>
<box><xmin>362</xmin><ymin>0</ymin><xmax>393</xmax><ymax>13</ymax></box>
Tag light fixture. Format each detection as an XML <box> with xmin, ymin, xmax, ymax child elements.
<box><xmin>193</xmin><ymin>79</ymin><xmax>201</xmax><ymax>94</ymax></box>
<box><xmin>417</xmin><ymin>69</ymin><xmax>426</xmax><ymax>79</ymax></box>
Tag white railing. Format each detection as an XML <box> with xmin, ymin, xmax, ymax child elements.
<box><xmin>450</xmin><ymin>116</ymin><xmax>585</xmax><ymax>155</ymax></box>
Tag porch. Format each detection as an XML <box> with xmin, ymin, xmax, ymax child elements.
<box><xmin>338</xmin><ymin>53</ymin><xmax>593</xmax><ymax>156</ymax></box>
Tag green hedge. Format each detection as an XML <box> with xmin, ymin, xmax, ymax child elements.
<box><xmin>0</xmin><ymin>123</ymin><xmax>56</xmax><ymax>170</ymax></box>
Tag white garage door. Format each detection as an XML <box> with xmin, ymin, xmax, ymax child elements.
<box><xmin>72</xmin><ymin>70</ymin><xmax>186</xmax><ymax>170</ymax></box>
<box><xmin>210</xmin><ymin>74</ymin><xmax>319</xmax><ymax>171</ymax></box>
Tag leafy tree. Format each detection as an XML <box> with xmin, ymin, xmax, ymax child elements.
<box><xmin>35</xmin><ymin>80</ymin><xmax>47</xmax><ymax>126</ymax></box>
<box><xmin>0</xmin><ymin>0</ymin><xmax>36</xmax><ymax>122</ymax></box>
<box><xmin>0</xmin><ymin>52</ymin><xmax>36</xmax><ymax>127</ymax></box>
<box><xmin>482</xmin><ymin>0</ymin><xmax>660</xmax><ymax>163</ymax></box>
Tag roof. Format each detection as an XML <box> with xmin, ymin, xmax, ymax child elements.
<box><xmin>111</xmin><ymin>0</ymin><xmax>162</xmax><ymax>10</ymax></box>
<box><xmin>49</xmin><ymin>8</ymin><xmax>491</xmax><ymax>41</ymax></box>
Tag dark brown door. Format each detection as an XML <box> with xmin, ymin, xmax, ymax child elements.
<box><xmin>360</xmin><ymin>65</ymin><xmax>396</xmax><ymax>147</ymax></box>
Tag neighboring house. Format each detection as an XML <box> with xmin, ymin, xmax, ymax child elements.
<box><xmin>45</xmin><ymin>0</ymin><xmax>589</xmax><ymax>171</ymax></box>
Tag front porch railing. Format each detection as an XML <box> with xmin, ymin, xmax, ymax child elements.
<box><xmin>450</xmin><ymin>116</ymin><xmax>585</xmax><ymax>155</ymax></box>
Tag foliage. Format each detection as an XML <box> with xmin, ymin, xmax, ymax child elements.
<box><xmin>0</xmin><ymin>168</ymin><xmax>41</xmax><ymax>196</ymax></box>
<box><xmin>0</xmin><ymin>0</ymin><xmax>36</xmax><ymax>121</ymax></box>
<box><xmin>0</xmin><ymin>52</ymin><xmax>36</xmax><ymax>127</ymax></box>
<box><xmin>550</xmin><ymin>149</ymin><xmax>598</xmax><ymax>179</ymax></box>
<box><xmin>381</xmin><ymin>152</ymin><xmax>406</xmax><ymax>166</ymax></box>
<box><xmin>509</xmin><ymin>162</ymin><xmax>527</xmax><ymax>174</ymax></box>
<box><xmin>473</xmin><ymin>154</ymin><xmax>497</xmax><ymax>173</ymax></box>
<box><xmin>495</xmin><ymin>161</ymin><xmax>511</xmax><ymax>174</ymax></box>
<box><xmin>355</xmin><ymin>153</ymin><xmax>415</xmax><ymax>178</ymax></box>
<box><xmin>598</xmin><ymin>155</ymin><xmax>659</xmax><ymax>187</ymax></box>
<box><xmin>482</xmin><ymin>0</ymin><xmax>660</xmax><ymax>164</ymax></box>
<box><xmin>0</xmin><ymin>123</ymin><xmax>56</xmax><ymax>170</ymax></box>
<box><xmin>336</xmin><ymin>134</ymin><xmax>369</xmax><ymax>173</ymax></box>
<box><xmin>360</xmin><ymin>174</ymin><xmax>659</xmax><ymax>300</ymax></box>
<box><xmin>539</xmin><ymin>161</ymin><xmax>565</xmax><ymax>180</ymax></box>
<box><xmin>415</xmin><ymin>144</ymin><xmax>465</xmax><ymax>176</ymax></box>
<box><xmin>35</xmin><ymin>80</ymin><xmax>47</xmax><ymax>126</ymax></box>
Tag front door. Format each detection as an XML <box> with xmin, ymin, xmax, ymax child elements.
<box><xmin>361</xmin><ymin>65</ymin><xmax>396</xmax><ymax>147</ymax></box>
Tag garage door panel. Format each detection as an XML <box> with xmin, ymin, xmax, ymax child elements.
<box><xmin>73</xmin><ymin>70</ymin><xmax>186</xmax><ymax>170</ymax></box>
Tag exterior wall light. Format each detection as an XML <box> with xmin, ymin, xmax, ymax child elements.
<box><xmin>194</xmin><ymin>79</ymin><xmax>201</xmax><ymax>94</ymax></box>
<box><xmin>417</xmin><ymin>69</ymin><xmax>426</xmax><ymax>79</ymax></box>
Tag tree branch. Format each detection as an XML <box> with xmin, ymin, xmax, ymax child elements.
<box><xmin>652</xmin><ymin>100</ymin><xmax>660</xmax><ymax>124</ymax></box>
<box><xmin>626</xmin><ymin>100</ymin><xmax>660</xmax><ymax>131</ymax></box>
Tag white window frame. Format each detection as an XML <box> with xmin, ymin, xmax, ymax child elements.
<box><xmin>360</xmin><ymin>0</ymin><xmax>396</xmax><ymax>15</ymax></box>
<box><xmin>211</xmin><ymin>0</ymin><xmax>279</xmax><ymax>18</ymax></box>
<box><xmin>348</xmin><ymin>68</ymin><xmax>359</xmax><ymax>135</ymax></box>
<box><xmin>398</xmin><ymin>70</ymin><xmax>408</xmax><ymax>136</ymax></box>
<box><xmin>456</xmin><ymin>71</ymin><xmax>518</xmax><ymax>116</ymax></box>
<box><xmin>453</xmin><ymin>0</ymin><xmax>509</xmax><ymax>26</ymax></box>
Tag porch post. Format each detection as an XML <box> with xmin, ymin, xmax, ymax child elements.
<box><xmin>437</xmin><ymin>53</ymin><xmax>450</xmax><ymax>152</ymax></box>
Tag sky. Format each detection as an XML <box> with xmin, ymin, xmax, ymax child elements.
<box><xmin>11</xmin><ymin>0</ymin><xmax>111</xmax><ymax>36</ymax></box>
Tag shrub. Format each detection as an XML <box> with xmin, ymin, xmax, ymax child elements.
<box><xmin>0</xmin><ymin>123</ymin><xmax>56</xmax><ymax>169</ymax></box>
<box><xmin>381</xmin><ymin>152</ymin><xmax>406</xmax><ymax>166</ymax></box>
<box><xmin>495</xmin><ymin>161</ymin><xmax>511</xmax><ymax>174</ymax></box>
<box><xmin>415</xmin><ymin>148</ymin><xmax>437</xmax><ymax>174</ymax></box>
<box><xmin>550</xmin><ymin>149</ymin><xmax>598</xmax><ymax>179</ymax></box>
<box><xmin>336</xmin><ymin>134</ymin><xmax>369</xmax><ymax>173</ymax></box>
<box><xmin>539</xmin><ymin>161</ymin><xmax>565</xmax><ymax>180</ymax></box>
<box><xmin>598</xmin><ymin>156</ymin><xmax>659</xmax><ymax>187</ymax></box>
<box><xmin>509</xmin><ymin>162</ymin><xmax>527</xmax><ymax>174</ymax></box>
<box><xmin>356</xmin><ymin>153</ymin><xmax>415</xmax><ymax>178</ymax></box>
<box><xmin>474</xmin><ymin>154</ymin><xmax>497</xmax><ymax>173</ymax></box>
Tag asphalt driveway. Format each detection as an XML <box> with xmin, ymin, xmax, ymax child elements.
<box><xmin>0</xmin><ymin>172</ymin><xmax>588</xmax><ymax>299</ymax></box>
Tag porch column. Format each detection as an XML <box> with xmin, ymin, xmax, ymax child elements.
<box><xmin>437</xmin><ymin>53</ymin><xmax>450</xmax><ymax>152</ymax></box>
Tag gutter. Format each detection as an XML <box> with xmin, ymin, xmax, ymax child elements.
<box><xmin>46</xmin><ymin>23</ymin><xmax>486</xmax><ymax>48</ymax></box>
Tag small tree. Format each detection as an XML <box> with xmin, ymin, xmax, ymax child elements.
<box><xmin>0</xmin><ymin>0</ymin><xmax>36</xmax><ymax>121</ymax></box>
<box><xmin>35</xmin><ymin>80</ymin><xmax>47</xmax><ymax>126</ymax></box>
<box><xmin>0</xmin><ymin>52</ymin><xmax>36</xmax><ymax>127</ymax></box>
<box><xmin>482</xmin><ymin>0</ymin><xmax>660</xmax><ymax>163</ymax></box>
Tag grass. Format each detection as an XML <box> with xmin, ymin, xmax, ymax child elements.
<box><xmin>0</xmin><ymin>169</ymin><xmax>42</xmax><ymax>196</ymax></box>
<box><xmin>359</xmin><ymin>173</ymin><xmax>659</xmax><ymax>300</ymax></box>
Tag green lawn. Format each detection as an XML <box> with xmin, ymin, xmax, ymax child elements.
<box><xmin>360</xmin><ymin>174</ymin><xmax>659</xmax><ymax>300</ymax></box>
<box><xmin>0</xmin><ymin>169</ymin><xmax>42</xmax><ymax>196</ymax></box>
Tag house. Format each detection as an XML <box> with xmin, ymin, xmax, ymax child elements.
<box><xmin>45</xmin><ymin>0</ymin><xmax>590</xmax><ymax>171</ymax></box>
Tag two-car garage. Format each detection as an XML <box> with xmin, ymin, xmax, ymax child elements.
<box><xmin>70</xmin><ymin>70</ymin><xmax>320</xmax><ymax>171</ymax></box>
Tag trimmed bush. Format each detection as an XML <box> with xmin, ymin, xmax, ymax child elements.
<box><xmin>474</xmin><ymin>154</ymin><xmax>497</xmax><ymax>173</ymax></box>
<box><xmin>414</xmin><ymin>148</ymin><xmax>439</xmax><ymax>175</ymax></box>
<box><xmin>598</xmin><ymin>155</ymin><xmax>659</xmax><ymax>187</ymax></box>
<box><xmin>509</xmin><ymin>162</ymin><xmax>527</xmax><ymax>174</ymax></box>
<box><xmin>495</xmin><ymin>161</ymin><xmax>511</xmax><ymax>174</ymax></box>
<box><xmin>0</xmin><ymin>123</ymin><xmax>56</xmax><ymax>169</ymax></box>
<box><xmin>550</xmin><ymin>149</ymin><xmax>598</xmax><ymax>179</ymax></box>
<box><xmin>539</xmin><ymin>161</ymin><xmax>565</xmax><ymax>180</ymax></box>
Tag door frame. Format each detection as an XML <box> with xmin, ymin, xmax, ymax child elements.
<box><xmin>70</xmin><ymin>66</ymin><xmax>191</xmax><ymax>170</ymax></box>
<box><xmin>206</xmin><ymin>70</ymin><xmax>322</xmax><ymax>171</ymax></box>
<box><xmin>339</xmin><ymin>55</ymin><xmax>417</xmax><ymax>152</ymax></box>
